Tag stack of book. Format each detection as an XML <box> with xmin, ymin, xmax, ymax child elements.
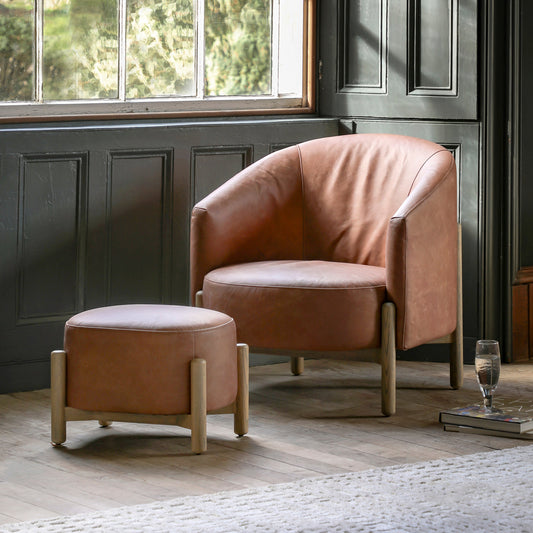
<box><xmin>439</xmin><ymin>398</ymin><xmax>533</xmax><ymax>439</ymax></box>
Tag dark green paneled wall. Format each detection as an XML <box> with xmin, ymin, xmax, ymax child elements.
<box><xmin>0</xmin><ymin>118</ymin><xmax>338</xmax><ymax>392</ymax></box>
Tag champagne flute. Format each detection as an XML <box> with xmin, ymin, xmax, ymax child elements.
<box><xmin>474</xmin><ymin>340</ymin><xmax>501</xmax><ymax>413</ymax></box>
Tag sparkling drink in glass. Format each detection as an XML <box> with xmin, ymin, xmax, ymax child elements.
<box><xmin>474</xmin><ymin>340</ymin><xmax>501</xmax><ymax>413</ymax></box>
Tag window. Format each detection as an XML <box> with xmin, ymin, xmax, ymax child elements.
<box><xmin>0</xmin><ymin>0</ymin><xmax>313</xmax><ymax>120</ymax></box>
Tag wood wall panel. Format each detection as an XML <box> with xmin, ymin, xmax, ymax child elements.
<box><xmin>339</xmin><ymin>0</ymin><xmax>387</xmax><ymax>92</ymax></box>
<box><xmin>408</xmin><ymin>0</ymin><xmax>457</xmax><ymax>94</ymax></box>
<box><xmin>511</xmin><ymin>284</ymin><xmax>529</xmax><ymax>361</ymax></box>
<box><xmin>106</xmin><ymin>151</ymin><xmax>172</xmax><ymax>305</ymax></box>
<box><xmin>511</xmin><ymin>267</ymin><xmax>533</xmax><ymax>361</ymax></box>
<box><xmin>319</xmin><ymin>0</ymin><xmax>477</xmax><ymax>119</ymax></box>
<box><xmin>518</xmin><ymin>2</ymin><xmax>533</xmax><ymax>269</ymax></box>
<box><xmin>191</xmin><ymin>146</ymin><xmax>252</xmax><ymax>204</ymax></box>
<box><xmin>18</xmin><ymin>154</ymin><xmax>87</xmax><ymax>322</ymax></box>
<box><xmin>269</xmin><ymin>143</ymin><xmax>294</xmax><ymax>152</ymax></box>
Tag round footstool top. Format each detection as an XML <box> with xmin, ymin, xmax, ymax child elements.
<box><xmin>64</xmin><ymin>304</ymin><xmax>237</xmax><ymax>415</ymax></box>
<box><xmin>67</xmin><ymin>304</ymin><xmax>233</xmax><ymax>332</ymax></box>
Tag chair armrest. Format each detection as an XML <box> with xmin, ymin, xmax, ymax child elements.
<box><xmin>190</xmin><ymin>147</ymin><xmax>304</xmax><ymax>302</ymax></box>
<box><xmin>386</xmin><ymin>150</ymin><xmax>458</xmax><ymax>350</ymax></box>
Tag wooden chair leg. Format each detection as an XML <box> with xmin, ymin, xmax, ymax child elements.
<box><xmin>450</xmin><ymin>333</ymin><xmax>463</xmax><ymax>390</ymax></box>
<box><xmin>291</xmin><ymin>356</ymin><xmax>304</xmax><ymax>376</ymax></box>
<box><xmin>234</xmin><ymin>343</ymin><xmax>249</xmax><ymax>437</ymax></box>
<box><xmin>50</xmin><ymin>350</ymin><xmax>67</xmax><ymax>446</ymax></box>
<box><xmin>195</xmin><ymin>290</ymin><xmax>203</xmax><ymax>308</ymax></box>
<box><xmin>381</xmin><ymin>303</ymin><xmax>396</xmax><ymax>416</ymax></box>
<box><xmin>450</xmin><ymin>223</ymin><xmax>464</xmax><ymax>389</ymax></box>
<box><xmin>190</xmin><ymin>358</ymin><xmax>207</xmax><ymax>454</ymax></box>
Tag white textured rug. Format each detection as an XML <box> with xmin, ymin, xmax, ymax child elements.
<box><xmin>2</xmin><ymin>445</ymin><xmax>533</xmax><ymax>533</ymax></box>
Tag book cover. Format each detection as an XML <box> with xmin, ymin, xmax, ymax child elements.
<box><xmin>439</xmin><ymin>399</ymin><xmax>533</xmax><ymax>433</ymax></box>
<box><xmin>443</xmin><ymin>424</ymin><xmax>533</xmax><ymax>440</ymax></box>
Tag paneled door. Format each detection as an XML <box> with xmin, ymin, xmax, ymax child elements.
<box><xmin>319</xmin><ymin>0</ymin><xmax>477</xmax><ymax>119</ymax></box>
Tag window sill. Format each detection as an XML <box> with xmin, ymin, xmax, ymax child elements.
<box><xmin>0</xmin><ymin>96</ymin><xmax>314</xmax><ymax>125</ymax></box>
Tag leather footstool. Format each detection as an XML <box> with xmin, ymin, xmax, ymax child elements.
<box><xmin>50</xmin><ymin>304</ymin><xmax>248</xmax><ymax>454</ymax></box>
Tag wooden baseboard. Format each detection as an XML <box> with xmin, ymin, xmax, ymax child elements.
<box><xmin>514</xmin><ymin>266</ymin><xmax>533</xmax><ymax>284</ymax></box>
<box><xmin>512</xmin><ymin>268</ymin><xmax>533</xmax><ymax>361</ymax></box>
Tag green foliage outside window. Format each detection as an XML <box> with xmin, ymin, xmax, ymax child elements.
<box><xmin>126</xmin><ymin>0</ymin><xmax>195</xmax><ymax>98</ymax></box>
<box><xmin>205</xmin><ymin>0</ymin><xmax>271</xmax><ymax>96</ymax></box>
<box><xmin>0</xmin><ymin>0</ymin><xmax>272</xmax><ymax>102</ymax></box>
<box><xmin>43</xmin><ymin>0</ymin><xmax>119</xmax><ymax>99</ymax></box>
<box><xmin>0</xmin><ymin>0</ymin><xmax>33</xmax><ymax>101</ymax></box>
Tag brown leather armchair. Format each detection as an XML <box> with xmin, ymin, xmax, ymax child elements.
<box><xmin>190</xmin><ymin>134</ymin><xmax>463</xmax><ymax>416</ymax></box>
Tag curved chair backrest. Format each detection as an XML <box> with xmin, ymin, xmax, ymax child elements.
<box><xmin>194</xmin><ymin>134</ymin><xmax>455</xmax><ymax>269</ymax></box>
<box><xmin>297</xmin><ymin>134</ymin><xmax>455</xmax><ymax>267</ymax></box>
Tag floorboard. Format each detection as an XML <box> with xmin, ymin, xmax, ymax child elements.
<box><xmin>1</xmin><ymin>359</ymin><xmax>532</xmax><ymax>524</ymax></box>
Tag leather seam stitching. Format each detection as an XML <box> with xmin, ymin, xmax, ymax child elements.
<box><xmin>407</xmin><ymin>148</ymin><xmax>451</xmax><ymax>196</ymax></box>
<box><xmin>399</xmin><ymin>151</ymin><xmax>455</xmax><ymax>218</ymax></box>
<box><xmin>297</xmin><ymin>144</ymin><xmax>305</xmax><ymax>260</ymax></box>
<box><xmin>204</xmin><ymin>280</ymin><xmax>386</xmax><ymax>291</ymax></box>
<box><xmin>65</xmin><ymin>320</ymin><xmax>234</xmax><ymax>334</ymax></box>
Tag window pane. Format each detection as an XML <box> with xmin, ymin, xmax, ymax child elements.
<box><xmin>43</xmin><ymin>0</ymin><xmax>118</xmax><ymax>100</ymax></box>
<box><xmin>126</xmin><ymin>0</ymin><xmax>195</xmax><ymax>98</ymax></box>
<box><xmin>278</xmin><ymin>0</ymin><xmax>303</xmax><ymax>96</ymax></box>
<box><xmin>0</xmin><ymin>0</ymin><xmax>34</xmax><ymax>101</ymax></box>
<box><xmin>205</xmin><ymin>0</ymin><xmax>272</xmax><ymax>96</ymax></box>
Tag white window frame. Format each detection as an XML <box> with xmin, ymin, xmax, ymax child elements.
<box><xmin>0</xmin><ymin>0</ymin><xmax>315</xmax><ymax>122</ymax></box>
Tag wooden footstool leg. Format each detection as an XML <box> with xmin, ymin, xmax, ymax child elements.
<box><xmin>234</xmin><ymin>343</ymin><xmax>249</xmax><ymax>437</ymax></box>
<box><xmin>190</xmin><ymin>358</ymin><xmax>207</xmax><ymax>454</ymax></box>
<box><xmin>291</xmin><ymin>356</ymin><xmax>304</xmax><ymax>376</ymax></box>
<box><xmin>50</xmin><ymin>350</ymin><xmax>67</xmax><ymax>446</ymax></box>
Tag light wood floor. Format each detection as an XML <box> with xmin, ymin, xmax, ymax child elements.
<box><xmin>1</xmin><ymin>358</ymin><xmax>533</xmax><ymax>525</ymax></box>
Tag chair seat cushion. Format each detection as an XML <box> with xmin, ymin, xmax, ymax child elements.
<box><xmin>203</xmin><ymin>260</ymin><xmax>386</xmax><ymax>351</ymax></box>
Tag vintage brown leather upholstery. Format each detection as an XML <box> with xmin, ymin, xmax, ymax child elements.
<box><xmin>65</xmin><ymin>304</ymin><xmax>238</xmax><ymax>414</ymax></box>
<box><xmin>190</xmin><ymin>134</ymin><xmax>463</xmax><ymax>415</ymax></box>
